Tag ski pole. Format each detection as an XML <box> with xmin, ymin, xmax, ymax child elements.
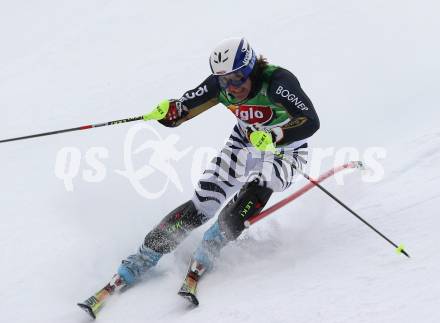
<box><xmin>246</xmin><ymin>161</ymin><xmax>363</xmax><ymax>225</ymax></box>
<box><xmin>249</xmin><ymin>130</ymin><xmax>410</xmax><ymax>258</ymax></box>
<box><xmin>0</xmin><ymin>100</ymin><xmax>170</xmax><ymax>144</ymax></box>
<box><xmin>296</xmin><ymin>166</ymin><xmax>410</xmax><ymax>258</ymax></box>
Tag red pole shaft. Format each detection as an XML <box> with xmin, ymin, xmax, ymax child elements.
<box><xmin>247</xmin><ymin>162</ymin><xmax>361</xmax><ymax>225</ymax></box>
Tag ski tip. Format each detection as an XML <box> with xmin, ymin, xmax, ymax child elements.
<box><xmin>396</xmin><ymin>244</ymin><xmax>410</xmax><ymax>258</ymax></box>
<box><xmin>77</xmin><ymin>303</ymin><xmax>97</xmax><ymax>320</ymax></box>
<box><xmin>178</xmin><ymin>291</ymin><xmax>200</xmax><ymax>306</ymax></box>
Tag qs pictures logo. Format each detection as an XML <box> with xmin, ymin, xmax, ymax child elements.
<box><xmin>115</xmin><ymin>124</ymin><xmax>193</xmax><ymax>199</ymax></box>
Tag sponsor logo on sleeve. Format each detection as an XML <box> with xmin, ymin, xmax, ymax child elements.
<box><xmin>179</xmin><ymin>85</ymin><xmax>209</xmax><ymax>102</ymax></box>
<box><xmin>285</xmin><ymin>117</ymin><xmax>308</xmax><ymax>129</ymax></box>
<box><xmin>276</xmin><ymin>86</ymin><xmax>309</xmax><ymax>111</ymax></box>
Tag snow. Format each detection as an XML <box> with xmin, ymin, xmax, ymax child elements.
<box><xmin>1</xmin><ymin>0</ymin><xmax>439</xmax><ymax>322</ymax></box>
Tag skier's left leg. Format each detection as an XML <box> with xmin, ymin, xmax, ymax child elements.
<box><xmin>178</xmin><ymin>179</ymin><xmax>273</xmax><ymax>304</ymax></box>
<box><xmin>188</xmin><ymin>145</ymin><xmax>308</xmax><ymax>276</ymax></box>
<box><xmin>178</xmin><ymin>141</ymin><xmax>308</xmax><ymax>304</ymax></box>
<box><xmin>188</xmin><ymin>179</ymin><xmax>272</xmax><ymax>272</ymax></box>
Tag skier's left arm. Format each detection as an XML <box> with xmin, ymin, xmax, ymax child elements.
<box><xmin>267</xmin><ymin>68</ymin><xmax>320</xmax><ymax>146</ymax></box>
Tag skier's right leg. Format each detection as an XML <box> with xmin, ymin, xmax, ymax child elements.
<box><xmin>117</xmin><ymin>200</ymin><xmax>208</xmax><ymax>285</ymax></box>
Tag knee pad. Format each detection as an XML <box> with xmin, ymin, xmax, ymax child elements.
<box><xmin>218</xmin><ymin>181</ymin><xmax>273</xmax><ymax>241</ymax></box>
<box><xmin>144</xmin><ymin>200</ymin><xmax>207</xmax><ymax>253</ymax></box>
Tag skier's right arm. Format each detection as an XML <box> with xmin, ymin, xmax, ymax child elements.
<box><xmin>159</xmin><ymin>75</ymin><xmax>220</xmax><ymax>127</ymax></box>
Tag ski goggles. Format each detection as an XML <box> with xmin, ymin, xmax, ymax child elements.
<box><xmin>215</xmin><ymin>60</ymin><xmax>255</xmax><ymax>89</ymax></box>
<box><xmin>217</xmin><ymin>70</ymin><xmax>249</xmax><ymax>89</ymax></box>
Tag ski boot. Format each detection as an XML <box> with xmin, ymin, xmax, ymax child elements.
<box><xmin>77</xmin><ymin>274</ymin><xmax>127</xmax><ymax>319</ymax></box>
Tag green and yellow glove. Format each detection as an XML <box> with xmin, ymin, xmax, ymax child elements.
<box><xmin>143</xmin><ymin>99</ymin><xmax>189</xmax><ymax>127</ymax></box>
<box><xmin>249</xmin><ymin>129</ymin><xmax>277</xmax><ymax>152</ymax></box>
<box><xmin>143</xmin><ymin>100</ymin><xmax>170</xmax><ymax>122</ymax></box>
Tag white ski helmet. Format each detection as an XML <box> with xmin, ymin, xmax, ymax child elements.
<box><xmin>209</xmin><ymin>37</ymin><xmax>257</xmax><ymax>80</ymax></box>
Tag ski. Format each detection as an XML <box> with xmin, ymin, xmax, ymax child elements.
<box><xmin>77</xmin><ymin>286</ymin><xmax>112</xmax><ymax>319</ymax></box>
<box><xmin>77</xmin><ymin>274</ymin><xmax>126</xmax><ymax>319</ymax></box>
<box><xmin>178</xmin><ymin>259</ymin><xmax>206</xmax><ymax>306</ymax></box>
<box><xmin>178</xmin><ymin>271</ymin><xmax>200</xmax><ymax>306</ymax></box>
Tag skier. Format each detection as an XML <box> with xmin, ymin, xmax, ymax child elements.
<box><xmin>78</xmin><ymin>37</ymin><xmax>320</xmax><ymax>317</ymax></box>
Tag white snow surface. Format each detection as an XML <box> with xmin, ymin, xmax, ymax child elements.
<box><xmin>1</xmin><ymin>1</ymin><xmax>439</xmax><ymax>322</ymax></box>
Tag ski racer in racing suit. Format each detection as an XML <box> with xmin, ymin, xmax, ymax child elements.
<box><xmin>93</xmin><ymin>37</ymin><xmax>320</xmax><ymax>307</ymax></box>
